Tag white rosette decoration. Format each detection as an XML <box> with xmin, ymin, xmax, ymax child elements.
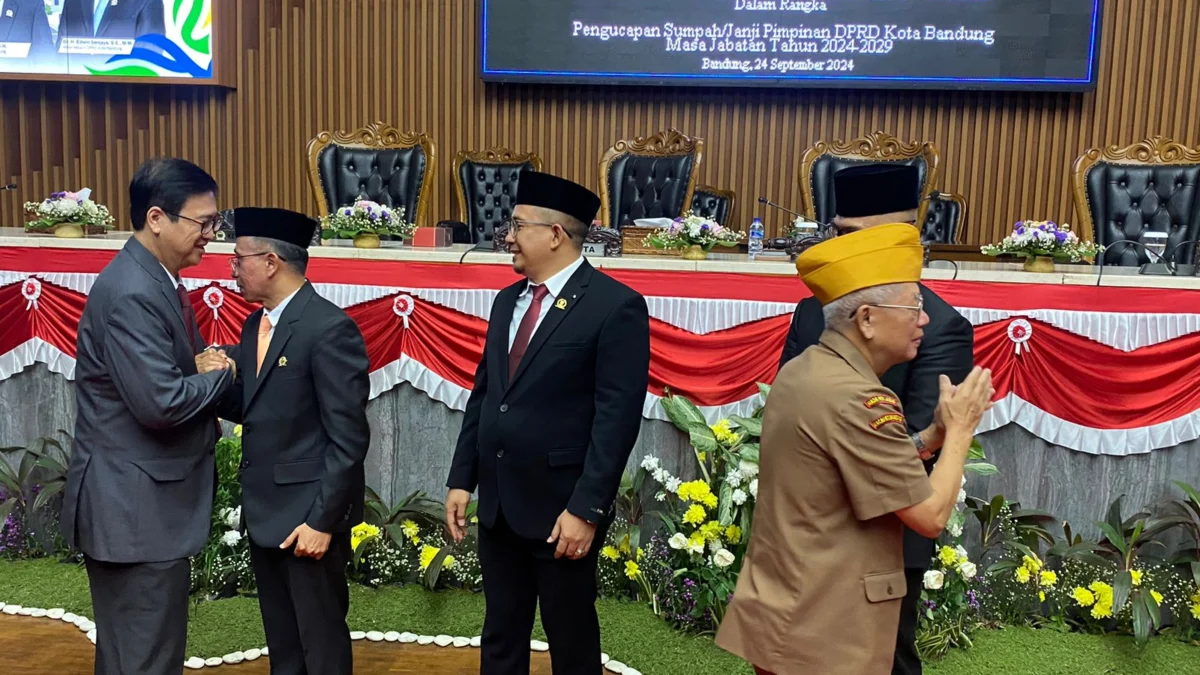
<box><xmin>203</xmin><ymin>287</ymin><xmax>225</xmax><ymax>322</ymax></box>
<box><xmin>1007</xmin><ymin>318</ymin><xmax>1033</xmax><ymax>356</ymax></box>
<box><xmin>21</xmin><ymin>277</ymin><xmax>42</xmax><ymax>311</ymax></box>
<box><xmin>393</xmin><ymin>293</ymin><xmax>415</xmax><ymax>329</ymax></box>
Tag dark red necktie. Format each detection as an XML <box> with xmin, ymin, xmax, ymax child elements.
<box><xmin>508</xmin><ymin>285</ymin><xmax>549</xmax><ymax>381</ymax></box>
<box><xmin>175</xmin><ymin>284</ymin><xmax>201</xmax><ymax>351</ymax></box>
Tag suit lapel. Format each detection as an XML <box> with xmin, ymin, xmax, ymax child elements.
<box><xmin>508</xmin><ymin>262</ymin><xmax>592</xmax><ymax>389</ymax></box>
<box><xmin>245</xmin><ymin>283</ymin><xmax>314</xmax><ymax>410</ymax></box>
<box><xmin>490</xmin><ymin>285</ymin><xmax>519</xmax><ymax>391</ymax></box>
<box><xmin>123</xmin><ymin>237</ymin><xmax>192</xmax><ymax>347</ymax></box>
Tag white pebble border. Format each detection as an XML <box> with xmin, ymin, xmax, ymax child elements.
<box><xmin>0</xmin><ymin>600</ymin><xmax>644</xmax><ymax>674</ymax></box>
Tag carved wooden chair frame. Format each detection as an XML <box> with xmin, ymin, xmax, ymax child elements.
<box><xmin>305</xmin><ymin>121</ymin><xmax>438</xmax><ymax>227</ymax></box>
<box><xmin>932</xmin><ymin>192</ymin><xmax>968</xmax><ymax>244</ymax></box>
<box><xmin>798</xmin><ymin>131</ymin><xmax>940</xmax><ymax>225</ymax></box>
<box><xmin>451</xmin><ymin>147</ymin><xmax>543</xmax><ymax>225</ymax></box>
<box><xmin>598</xmin><ymin>128</ymin><xmax>705</xmax><ymax>228</ymax></box>
<box><xmin>1071</xmin><ymin>136</ymin><xmax>1200</xmax><ymax>246</ymax></box>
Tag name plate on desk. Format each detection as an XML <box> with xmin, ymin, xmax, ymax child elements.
<box><xmin>583</xmin><ymin>228</ymin><xmax>622</xmax><ymax>257</ymax></box>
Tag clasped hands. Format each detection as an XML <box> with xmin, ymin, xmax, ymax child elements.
<box><xmin>196</xmin><ymin>347</ymin><xmax>236</xmax><ymax>377</ymax></box>
<box><xmin>445</xmin><ymin>488</ymin><xmax>596</xmax><ymax>560</ymax></box>
<box><xmin>926</xmin><ymin>366</ymin><xmax>996</xmax><ymax>444</ymax></box>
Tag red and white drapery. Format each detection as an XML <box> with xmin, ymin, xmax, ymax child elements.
<box><xmin>2</xmin><ymin>247</ymin><xmax>1199</xmax><ymax>457</ymax></box>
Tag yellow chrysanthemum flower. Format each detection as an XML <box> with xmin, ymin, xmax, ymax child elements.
<box><xmin>1039</xmin><ymin>570</ymin><xmax>1058</xmax><ymax>587</ymax></box>
<box><xmin>419</xmin><ymin>545</ymin><xmax>440</xmax><ymax>570</ymax></box>
<box><xmin>725</xmin><ymin>524</ymin><xmax>743</xmax><ymax>544</ymax></box>
<box><xmin>1015</xmin><ymin>567</ymin><xmax>1031</xmax><ymax>584</ymax></box>
<box><xmin>443</xmin><ymin>555</ymin><xmax>457</xmax><ymax>569</ymax></box>
<box><xmin>697</xmin><ymin>452</ymin><xmax>707</xmax><ymax>462</ymax></box>
<box><xmin>1130</xmin><ymin>569</ymin><xmax>1143</xmax><ymax>586</ymax></box>
<box><xmin>677</xmin><ymin>481</ymin><xmax>712</xmax><ymax>503</ymax></box>
<box><xmin>688</xmin><ymin>532</ymin><xmax>706</xmax><ymax>551</ymax></box>
<box><xmin>619</xmin><ymin>535</ymin><xmax>632</xmax><ymax>555</ymax></box>
<box><xmin>702</xmin><ymin>493</ymin><xmax>718</xmax><ymax>509</ymax></box>
<box><xmin>1150</xmin><ymin>590</ymin><xmax>1163</xmax><ymax>606</ymax></box>
<box><xmin>683</xmin><ymin>504</ymin><xmax>707</xmax><ymax>526</ymax></box>
<box><xmin>710</xmin><ymin>419</ymin><xmax>739</xmax><ymax>445</ymax></box>
<box><xmin>1022</xmin><ymin>555</ymin><xmax>1042</xmax><ymax>574</ymax></box>
<box><xmin>1072</xmin><ymin>587</ymin><xmax>1096</xmax><ymax>607</ymax></box>
<box><xmin>233</xmin><ymin>424</ymin><xmax>243</xmax><ymax>437</ymax></box>
<box><xmin>601</xmin><ymin>546</ymin><xmax>620</xmax><ymax>562</ymax></box>
<box><xmin>636</xmin><ymin>547</ymin><xmax>644</xmax><ymax>562</ymax></box>
<box><xmin>1191</xmin><ymin>603</ymin><xmax>1200</xmax><ymax>621</ymax></box>
<box><xmin>699</xmin><ymin>521</ymin><xmax>724</xmax><ymax>542</ymax></box>
<box><xmin>350</xmin><ymin>522</ymin><xmax>380</xmax><ymax>551</ymax></box>
<box><xmin>1091</xmin><ymin>602</ymin><xmax>1113</xmax><ymax>619</ymax></box>
<box><xmin>1039</xmin><ymin>591</ymin><xmax>1046</xmax><ymax>602</ymax></box>
<box><xmin>938</xmin><ymin>546</ymin><xmax>958</xmax><ymax>567</ymax></box>
<box><xmin>624</xmin><ymin>561</ymin><xmax>640</xmax><ymax>580</ymax></box>
<box><xmin>1089</xmin><ymin>581</ymin><xmax>1114</xmax><ymax>602</ymax></box>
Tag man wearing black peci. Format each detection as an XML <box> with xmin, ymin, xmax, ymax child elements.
<box><xmin>778</xmin><ymin>164</ymin><xmax>975</xmax><ymax>675</ymax></box>
<box><xmin>219</xmin><ymin>207</ymin><xmax>371</xmax><ymax>675</ymax></box>
<box><xmin>445</xmin><ymin>171</ymin><xmax>651</xmax><ymax>675</ymax></box>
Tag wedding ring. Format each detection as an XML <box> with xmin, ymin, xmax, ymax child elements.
<box><xmin>575</xmin><ymin>549</ymin><xmax>583</xmax><ymax>555</ymax></box>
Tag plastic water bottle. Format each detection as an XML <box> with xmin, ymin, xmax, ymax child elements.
<box><xmin>748</xmin><ymin>217</ymin><xmax>765</xmax><ymax>260</ymax></box>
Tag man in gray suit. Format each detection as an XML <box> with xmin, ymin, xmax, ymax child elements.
<box><xmin>61</xmin><ymin>157</ymin><xmax>237</xmax><ymax>675</ymax></box>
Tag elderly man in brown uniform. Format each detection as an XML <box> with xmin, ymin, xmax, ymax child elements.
<box><xmin>715</xmin><ymin>224</ymin><xmax>993</xmax><ymax>675</ymax></box>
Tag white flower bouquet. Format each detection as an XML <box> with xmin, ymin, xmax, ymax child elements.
<box><xmin>319</xmin><ymin>200</ymin><xmax>414</xmax><ymax>244</ymax></box>
<box><xmin>981</xmin><ymin>220</ymin><xmax>1099</xmax><ymax>263</ymax></box>
<box><xmin>643</xmin><ymin>214</ymin><xmax>744</xmax><ymax>253</ymax></box>
<box><xmin>24</xmin><ymin>189</ymin><xmax>115</xmax><ymax>236</ymax></box>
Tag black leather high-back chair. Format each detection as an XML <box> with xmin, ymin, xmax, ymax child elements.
<box><xmin>452</xmin><ymin>148</ymin><xmax>542</xmax><ymax>244</ymax></box>
<box><xmin>799</xmin><ymin>132</ymin><xmax>940</xmax><ymax>225</ymax></box>
<box><xmin>305</xmin><ymin>121</ymin><xmax>437</xmax><ymax>228</ymax></box>
<box><xmin>921</xmin><ymin>192</ymin><xmax>966</xmax><ymax>244</ymax></box>
<box><xmin>1073</xmin><ymin>137</ymin><xmax>1200</xmax><ymax>266</ymax></box>
<box><xmin>690</xmin><ymin>185</ymin><xmax>736</xmax><ymax>226</ymax></box>
<box><xmin>599</xmin><ymin>129</ymin><xmax>703</xmax><ymax>229</ymax></box>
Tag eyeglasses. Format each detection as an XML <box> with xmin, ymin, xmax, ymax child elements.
<box><xmin>229</xmin><ymin>251</ymin><xmax>285</xmax><ymax>270</ymax></box>
<box><xmin>168</xmin><ymin>211</ymin><xmax>226</xmax><ymax>236</ymax></box>
<box><xmin>851</xmin><ymin>295</ymin><xmax>924</xmax><ymax>318</ymax></box>
<box><xmin>503</xmin><ymin>217</ymin><xmax>562</xmax><ymax>236</ymax></box>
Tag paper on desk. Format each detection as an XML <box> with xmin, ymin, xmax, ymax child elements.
<box><xmin>633</xmin><ymin>218</ymin><xmax>675</xmax><ymax>229</ymax></box>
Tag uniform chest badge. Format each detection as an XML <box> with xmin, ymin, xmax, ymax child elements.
<box><xmin>554</xmin><ymin>298</ymin><xmax>568</xmax><ymax>310</ymax></box>
<box><xmin>278</xmin><ymin>356</ymin><xmax>287</xmax><ymax>367</ymax></box>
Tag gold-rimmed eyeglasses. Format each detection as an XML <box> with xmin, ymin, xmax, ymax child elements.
<box><xmin>229</xmin><ymin>251</ymin><xmax>286</xmax><ymax>270</ymax></box>
<box><xmin>852</xmin><ymin>295</ymin><xmax>924</xmax><ymax>318</ymax></box>
<box><xmin>503</xmin><ymin>216</ymin><xmax>559</xmax><ymax>236</ymax></box>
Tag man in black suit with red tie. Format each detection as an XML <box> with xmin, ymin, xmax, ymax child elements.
<box><xmin>445</xmin><ymin>171</ymin><xmax>651</xmax><ymax>675</ymax></box>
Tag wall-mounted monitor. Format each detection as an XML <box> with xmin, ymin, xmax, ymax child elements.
<box><xmin>0</xmin><ymin>0</ymin><xmax>215</xmax><ymax>82</ymax></box>
<box><xmin>481</xmin><ymin>0</ymin><xmax>1103</xmax><ymax>92</ymax></box>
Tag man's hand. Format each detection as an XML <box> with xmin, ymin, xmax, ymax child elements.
<box><xmin>445</xmin><ymin>489</ymin><xmax>472</xmax><ymax>544</ymax></box>
<box><xmin>196</xmin><ymin>348</ymin><xmax>232</xmax><ymax>375</ymax></box>
<box><xmin>280</xmin><ymin>523</ymin><xmax>332</xmax><ymax>559</ymax></box>
<box><xmin>547</xmin><ymin>510</ymin><xmax>597</xmax><ymax>560</ymax></box>
<box><xmin>936</xmin><ymin>367</ymin><xmax>995</xmax><ymax>437</ymax></box>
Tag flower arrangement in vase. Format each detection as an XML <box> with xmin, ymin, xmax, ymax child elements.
<box><xmin>23</xmin><ymin>189</ymin><xmax>115</xmax><ymax>238</ymax></box>
<box><xmin>319</xmin><ymin>200</ymin><xmax>414</xmax><ymax>249</ymax></box>
<box><xmin>980</xmin><ymin>220</ymin><xmax>1099</xmax><ymax>273</ymax></box>
<box><xmin>642</xmin><ymin>214</ymin><xmax>745</xmax><ymax>261</ymax></box>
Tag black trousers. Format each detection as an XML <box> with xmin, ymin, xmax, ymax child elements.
<box><xmin>478</xmin><ymin>512</ymin><xmax>609</xmax><ymax>675</ymax></box>
<box><xmin>891</xmin><ymin>567</ymin><xmax>925</xmax><ymax>675</ymax></box>
<box><xmin>249</xmin><ymin>532</ymin><xmax>353</xmax><ymax>675</ymax></box>
<box><xmin>84</xmin><ymin>556</ymin><xmax>191</xmax><ymax>675</ymax></box>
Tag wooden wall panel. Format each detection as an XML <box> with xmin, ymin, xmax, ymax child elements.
<box><xmin>2</xmin><ymin>0</ymin><xmax>1199</xmax><ymax>244</ymax></box>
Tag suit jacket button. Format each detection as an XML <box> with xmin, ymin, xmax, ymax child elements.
<box><xmin>240</xmin><ymin>460</ymin><xmax>250</xmax><ymax>469</ymax></box>
<box><xmin>499</xmin><ymin>404</ymin><xmax>508</xmax><ymax>413</ymax></box>
<box><xmin>887</xmin><ymin>585</ymin><xmax>894</xmax><ymax>595</ymax></box>
<box><xmin>496</xmin><ymin>449</ymin><xmax>505</xmax><ymax>458</ymax></box>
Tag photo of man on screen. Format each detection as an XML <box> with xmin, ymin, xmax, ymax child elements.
<box><xmin>0</xmin><ymin>0</ymin><xmax>56</xmax><ymax>59</ymax></box>
<box><xmin>57</xmin><ymin>0</ymin><xmax>164</xmax><ymax>44</ymax></box>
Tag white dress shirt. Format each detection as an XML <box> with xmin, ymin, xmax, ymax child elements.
<box><xmin>160</xmin><ymin>263</ymin><xmax>180</xmax><ymax>288</ymax></box>
<box><xmin>262</xmin><ymin>284</ymin><xmax>303</xmax><ymax>342</ymax></box>
<box><xmin>508</xmin><ymin>256</ymin><xmax>585</xmax><ymax>351</ymax></box>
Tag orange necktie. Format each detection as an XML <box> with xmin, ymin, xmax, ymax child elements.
<box><xmin>256</xmin><ymin>313</ymin><xmax>272</xmax><ymax>374</ymax></box>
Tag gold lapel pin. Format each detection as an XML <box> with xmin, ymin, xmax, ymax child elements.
<box><xmin>555</xmin><ymin>298</ymin><xmax>568</xmax><ymax>310</ymax></box>
<box><xmin>278</xmin><ymin>356</ymin><xmax>287</xmax><ymax>367</ymax></box>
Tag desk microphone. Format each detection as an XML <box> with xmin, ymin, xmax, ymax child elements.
<box><xmin>0</xmin><ymin>183</ymin><xmax>17</xmax><ymax>191</ymax></box>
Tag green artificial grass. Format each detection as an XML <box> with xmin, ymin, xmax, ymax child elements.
<box><xmin>2</xmin><ymin>558</ymin><xmax>1196</xmax><ymax>675</ymax></box>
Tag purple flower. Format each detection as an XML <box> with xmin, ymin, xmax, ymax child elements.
<box><xmin>1054</xmin><ymin>231</ymin><xmax>1067</xmax><ymax>242</ymax></box>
